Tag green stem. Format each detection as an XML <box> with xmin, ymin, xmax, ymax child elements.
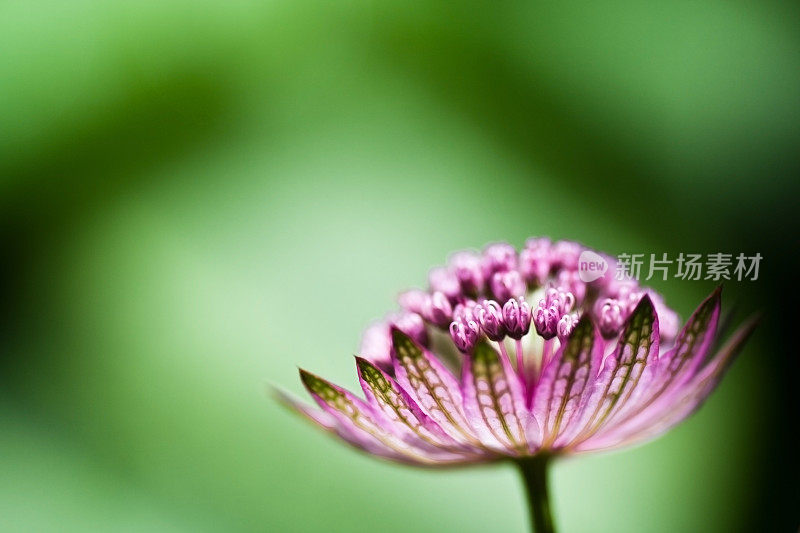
<box><xmin>517</xmin><ymin>456</ymin><xmax>556</xmax><ymax>533</ymax></box>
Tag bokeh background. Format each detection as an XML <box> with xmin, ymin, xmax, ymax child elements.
<box><xmin>1</xmin><ymin>1</ymin><xmax>798</xmax><ymax>531</ymax></box>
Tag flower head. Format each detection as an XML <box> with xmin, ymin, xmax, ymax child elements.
<box><xmin>280</xmin><ymin>239</ymin><xmax>756</xmax><ymax>467</ymax></box>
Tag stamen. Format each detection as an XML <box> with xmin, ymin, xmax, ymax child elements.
<box><xmin>543</xmin><ymin>337</ymin><xmax>554</xmax><ymax>364</ymax></box>
<box><xmin>496</xmin><ymin>339</ymin><xmax>513</xmax><ymax>369</ymax></box>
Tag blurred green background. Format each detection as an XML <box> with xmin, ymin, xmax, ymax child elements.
<box><xmin>1</xmin><ymin>1</ymin><xmax>798</xmax><ymax>531</ymax></box>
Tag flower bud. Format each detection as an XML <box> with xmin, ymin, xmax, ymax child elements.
<box><xmin>502</xmin><ymin>297</ymin><xmax>532</xmax><ymax>339</ymax></box>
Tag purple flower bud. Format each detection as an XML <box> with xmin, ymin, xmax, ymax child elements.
<box><xmin>597</xmin><ymin>298</ymin><xmax>625</xmax><ymax>338</ymax></box>
<box><xmin>556</xmin><ymin>270</ymin><xmax>586</xmax><ymax>304</ymax></box>
<box><xmin>398</xmin><ymin>289</ymin><xmax>429</xmax><ymax>314</ymax></box>
<box><xmin>422</xmin><ymin>291</ymin><xmax>453</xmax><ymax>327</ymax></box>
<box><xmin>453</xmin><ymin>299</ymin><xmax>480</xmax><ymax>323</ymax></box>
<box><xmin>519</xmin><ymin>240</ymin><xmax>551</xmax><ymax>285</ymax></box>
<box><xmin>481</xmin><ymin>242</ymin><xmax>517</xmax><ymax>278</ymax></box>
<box><xmin>551</xmin><ymin>240</ymin><xmax>582</xmax><ymax>270</ymax></box>
<box><xmin>428</xmin><ymin>267</ymin><xmax>462</xmax><ymax>301</ymax></box>
<box><xmin>544</xmin><ymin>286</ymin><xmax>575</xmax><ymax>314</ymax></box>
<box><xmin>502</xmin><ymin>297</ymin><xmax>532</xmax><ymax>339</ymax></box>
<box><xmin>593</xmin><ymin>286</ymin><xmax>679</xmax><ymax>341</ymax></box>
<box><xmin>595</xmin><ymin>287</ymin><xmax>657</xmax><ymax>339</ymax></box>
<box><xmin>359</xmin><ymin>312</ymin><xmax>429</xmax><ymax>368</ymax></box>
<box><xmin>557</xmin><ymin>313</ymin><xmax>579</xmax><ymax>339</ymax></box>
<box><xmin>476</xmin><ymin>299</ymin><xmax>506</xmax><ymax>341</ymax></box>
<box><xmin>449</xmin><ymin>318</ymin><xmax>480</xmax><ymax>353</ymax></box>
<box><xmin>490</xmin><ymin>270</ymin><xmax>526</xmax><ymax>303</ymax></box>
<box><xmin>391</xmin><ymin>312</ymin><xmax>428</xmax><ymax>346</ymax></box>
<box><xmin>534</xmin><ymin>287</ymin><xmax>575</xmax><ymax>339</ymax></box>
<box><xmin>450</xmin><ymin>251</ymin><xmax>485</xmax><ymax>295</ymax></box>
<box><xmin>359</xmin><ymin>321</ymin><xmax>393</xmax><ymax>367</ymax></box>
<box><xmin>534</xmin><ymin>305</ymin><xmax>559</xmax><ymax>340</ymax></box>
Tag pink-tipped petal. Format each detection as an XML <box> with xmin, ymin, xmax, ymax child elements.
<box><xmin>532</xmin><ymin>316</ymin><xmax>604</xmax><ymax>448</ymax></box>
<box><xmin>300</xmin><ymin>368</ymin><xmax>469</xmax><ymax>464</ymax></box>
<box><xmin>648</xmin><ymin>287</ymin><xmax>722</xmax><ymax>397</ymax></box>
<box><xmin>561</xmin><ymin>296</ymin><xmax>659</xmax><ymax>447</ymax></box>
<box><xmin>577</xmin><ymin>315</ymin><xmax>758</xmax><ymax>452</ymax></box>
<box><xmin>273</xmin><ymin>387</ymin><xmax>337</xmax><ymax>431</ymax></box>
<box><xmin>355</xmin><ymin>356</ymin><xmax>467</xmax><ymax>451</ymax></box>
<box><xmin>391</xmin><ymin>329</ymin><xmax>482</xmax><ymax>447</ymax></box>
<box><xmin>461</xmin><ymin>340</ymin><xmax>531</xmax><ymax>454</ymax></box>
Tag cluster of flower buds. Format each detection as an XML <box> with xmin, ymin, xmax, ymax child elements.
<box><xmin>400</xmin><ymin>240</ymin><xmax>592</xmax><ymax>323</ymax></box>
<box><xmin>396</xmin><ymin>240</ymin><xmax>682</xmax><ymax>353</ymax></box>
<box><xmin>533</xmin><ymin>286</ymin><xmax>576</xmax><ymax>340</ymax></box>
<box><xmin>449</xmin><ymin>300</ymin><xmax>479</xmax><ymax>352</ymax></box>
<box><xmin>448</xmin><ymin>297</ymin><xmax>532</xmax><ymax>353</ymax></box>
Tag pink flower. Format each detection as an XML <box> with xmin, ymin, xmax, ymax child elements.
<box><xmin>277</xmin><ymin>238</ymin><xmax>756</xmax><ymax>531</ymax></box>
